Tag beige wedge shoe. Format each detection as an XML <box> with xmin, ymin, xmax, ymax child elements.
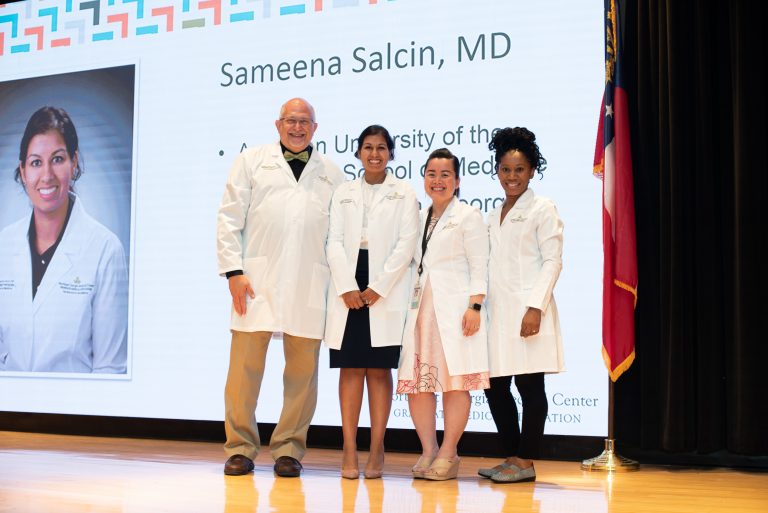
<box><xmin>411</xmin><ymin>455</ymin><xmax>436</xmax><ymax>479</ymax></box>
<box><xmin>423</xmin><ymin>457</ymin><xmax>460</xmax><ymax>481</ymax></box>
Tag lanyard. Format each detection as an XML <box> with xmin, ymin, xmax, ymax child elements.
<box><xmin>417</xmin><ymin>207</ymin><xmax>439</xmax><ymax>276</ymax></box>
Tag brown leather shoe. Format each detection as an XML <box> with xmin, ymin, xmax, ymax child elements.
<box><xmin>224</xmin><ymin>454</ymin><xmax>254</xmax><ymax>476</ymax></box>
<box><xmin>273</xmin><ymin>456</ymin><xmax>303</xmax><ymax>477</ymax></box>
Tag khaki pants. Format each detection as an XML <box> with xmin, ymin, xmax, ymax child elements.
<box><xmin>224</xmin><ymin>330</ymin><xmax>321</xmax><ymax>461</ymax></box>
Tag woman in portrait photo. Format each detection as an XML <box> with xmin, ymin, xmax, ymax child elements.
<box><xmin>0</xmin><ymin>106</ymin><xmax>128</xmax><ymax>374</ymax></box>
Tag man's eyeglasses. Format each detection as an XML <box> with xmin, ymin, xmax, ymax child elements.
<box><xmin>280</xmin><ymin>118</ymin><xmax>314</xmax><ymax>128</ymax></box>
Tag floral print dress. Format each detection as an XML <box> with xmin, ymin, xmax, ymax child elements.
<box><xmin>397</xmin><ymin>275</ymin><xmax>490</xmax><ymax>394</ymax></box>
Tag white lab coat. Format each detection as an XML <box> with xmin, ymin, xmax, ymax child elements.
<box><xmin>398</xmin><ymin>198</ymin><xmax>490</xmax><ymax>379</ymax></box>
<box><xmin>0</xmin><ymin>196</ymin><xmax>128</xmax><ymax>373</ymax></box>
<box><xmin>324</xmin><ymin>174</ymin><xmax>419</xmax><ymax>349</ymax></box>
<box><xmin>486</xmin><ymin>188</ymin><xmax>565</xmax><ymax>377</ymax></box>
<box><xmin>217</xmin><ymin>143</ymin><xmax>344</xmax><ymax>339</ymax></box>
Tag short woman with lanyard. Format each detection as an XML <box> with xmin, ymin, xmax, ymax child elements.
<box><xmin>397</xmin><ymin>148</ymin><xmax>490</xmax><ymax>481</ymax></box>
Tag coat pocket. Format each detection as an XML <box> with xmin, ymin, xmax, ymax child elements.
<box><xmin>308</xmin><ymin>262</ymin><xmax>330</xmax><ymax>310</ymax></box>
<box><xmin>243</xmin><ymin>256</ymin><xmax>268</xmax><ymax>303</ymax></box>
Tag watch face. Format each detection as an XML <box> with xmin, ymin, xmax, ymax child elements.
<box><xmin>472</xmin><ymin>303</ymin><xmax>482</xmax><ymax>311</ymax></box>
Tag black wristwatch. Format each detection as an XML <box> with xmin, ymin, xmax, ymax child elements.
<box><xmin>470</xmin><ymin>303</ymin><xmax>482</xmax><ymax>311</ymax></box>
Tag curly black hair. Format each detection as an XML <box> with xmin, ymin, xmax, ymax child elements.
<box><xmin>488</xmin><ymin>127</ymin><xmax>547</xmax><ymax>179</ymax></box>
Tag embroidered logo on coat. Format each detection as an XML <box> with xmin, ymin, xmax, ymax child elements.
<box><xmin>59</xmin><ymin>281</ymin><xmax>95</xmax><ymax>295</ymax></box>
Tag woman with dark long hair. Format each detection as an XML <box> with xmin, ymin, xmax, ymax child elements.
<box><xmin>0</xmin><ymin>106</ymin><xmax>128</xmax><ymax>373</ymax></box>
<box><xmin>325</xmin><ymin>125</ymin><xmax>419</xmax><ymax>479</ymax></box>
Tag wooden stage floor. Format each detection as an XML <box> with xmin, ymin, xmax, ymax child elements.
<box><xmin>1</xmin><ymin>431</ymin><xmax>766</xmax><ymax>512</ymax></box>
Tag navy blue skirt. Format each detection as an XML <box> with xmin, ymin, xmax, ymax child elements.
<box><xmin>329</xmin><ymin>250</ymin><xmax>401</xmax><ymax>369</ymax></box>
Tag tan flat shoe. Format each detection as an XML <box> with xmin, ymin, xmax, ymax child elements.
<box><xmin>341</xmin><ymin>467</ymin><xmax>359</xmax><ymax>480</ymax></box>
<box><xmin>423</xmin><ymin>457</ymin><xmax>460</xmax><ymax>481</ymax></box>
<box><xmin>364</xmin><ymin>449</ymin><xmax>384</xmax><ymax>479</ymax></box>
<box><xmin>411</xmin><ymin>455</ymin><xmax>436</xmax><ymax>479</ymax></box>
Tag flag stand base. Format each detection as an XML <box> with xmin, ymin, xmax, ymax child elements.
<box><xmin>581</xmin><ymin>438</ymin><xmax>639</xmax><ymax>471</ymax></box>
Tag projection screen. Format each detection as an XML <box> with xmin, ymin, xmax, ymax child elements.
<box><xmin>0</xmin><ymin>0</ymin><xmax>606</xmax><ymax>436</ymax></box>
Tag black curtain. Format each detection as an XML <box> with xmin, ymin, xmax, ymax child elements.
<box><xmin>614</xmin><ymin>0</ymin><xmax>768</xmax><ymax>459</ymax></box>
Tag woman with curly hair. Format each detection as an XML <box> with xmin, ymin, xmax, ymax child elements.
<box><xmin>479</xmin><ymin>127</ymin><xmax>565</xmax><ymax>483</ymax></box>
<box><xmin>397</xmin><ymin>148</ymin><xmax>490</xmax><ymax>481</ymax></box>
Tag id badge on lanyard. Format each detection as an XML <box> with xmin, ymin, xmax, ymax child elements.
<box><xmin>410</xmin><ymin>278</ymin><xmax>422</xmax><ymax>309</ymax></box>
<box><xmin>412</xmin><ymin>207</ymin><xmax>437</xmax><ymax>310</ymax></box>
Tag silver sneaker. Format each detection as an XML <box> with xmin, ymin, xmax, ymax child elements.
<box><xmin>477</xmin><ymin>461</ymin><xmax>518</xmax><ymax>478</ymax></box>
<box><xmin>490</xmin><ymin>464</ymin><xmax>536</xmax><ymax>483</ymax></box>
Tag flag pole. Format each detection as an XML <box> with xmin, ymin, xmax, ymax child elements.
<box><xmin>584</xmin><ymin>0</ymin><xmax>639</xmax><ymax>473</ymax></box>
<box><xmin>581</xmin><ymin>379</ymin><xmax>638</xmax><ymax>471</ymax></box>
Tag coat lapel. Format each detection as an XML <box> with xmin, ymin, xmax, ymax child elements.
<box><xmin>434</xmin><ymin>196</ymin><xmax>458</xmax><ymax>233</ymax></box>
<box><xmin>271</xmin><ymin>142</ymin><xmax>299</xmax><ymax>184</ymax></box>
<box><xmin>488</xmin><ymin>207</ymin><xmax>502</xmax><ymax>240</ymax></box>
<box><xmin>11</xmin><ymin>223</ymin><xmax>35</xmax><ymax>368</ymax></box>
<box><xmin>295</xmin><ymin>143</ymin><xmax>328</xmax><ymax>185</ymax></box>
<box><xmin>351</xmin><ymin>178</ymin><xmax>365</xmax><ymax>241</ymax></box>
<box><xmin>501</xmin><ymin>188</ymin><xmax>534</xmax><ymax>227</ymax></box>
<box><xmin>10</xmin><ymin>217</ymin><xmax>32</xmax><ymax>299</ymax></box>
<box><xmin>424</xmin><ymin>197</ymin><xmax>458</xmax><ymax>266</ymax></box>
<box><xmin>32</xmin><ymin>200</ymin><xmax>82</xmax><ymax>313</ymax></box>
<box><xmin>369</xmin><ymin>172</ymin><xmax>396</xmax><ymax>212</ymax></box>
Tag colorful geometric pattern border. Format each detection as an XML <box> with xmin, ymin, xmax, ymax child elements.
<box><xmin>0</xmin><ymin>0</ymin><xmax>391</xmax><ymax>58</ymax></box>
